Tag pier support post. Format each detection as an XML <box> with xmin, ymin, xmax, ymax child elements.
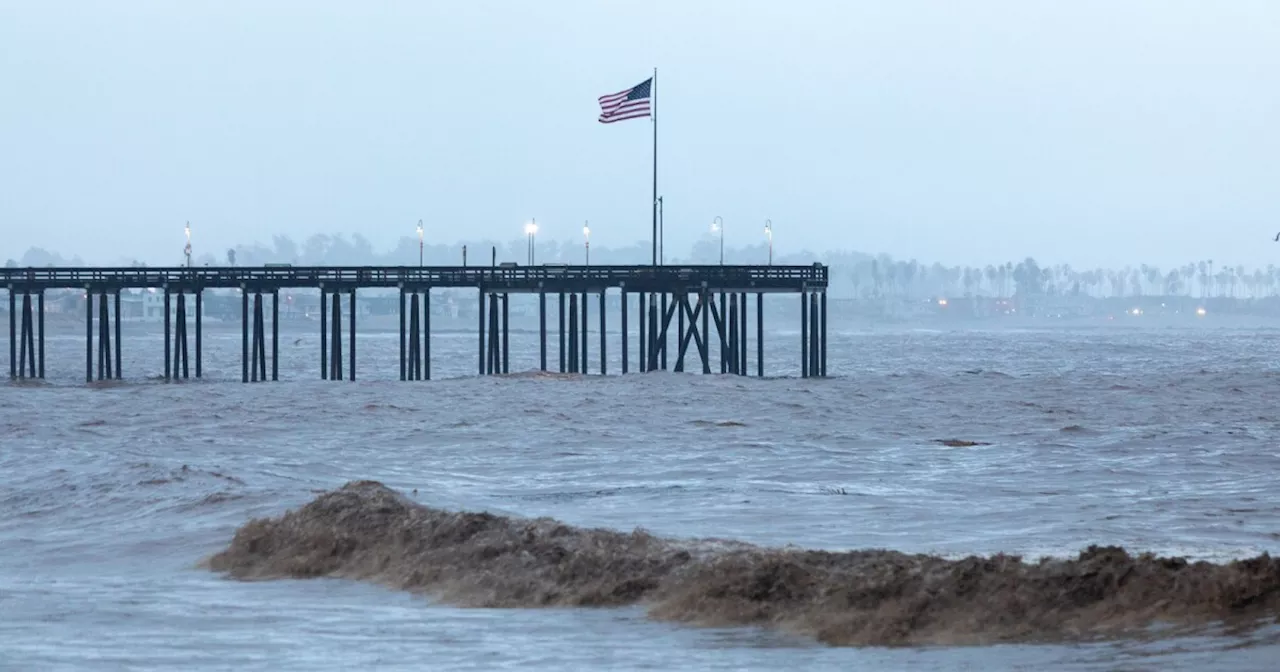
<box><xmin>809</xmin><ymin>292</ymin><xmax>820</xmax><ymax>378</ymax></box>
<box><xmin>407</xmin><ymin>291</ymin><xmax>420</xmax><ymax>380</ymax></box>
<box><xmin>638</xmin><ymin>292</ymin><xmax>646</xmax><ymax>372</ymax></box>
<box><xmin>699</xmin><ymin>289</ymin><xmax>711</xmax><ymax>374</ymax></box>
<box><xmin>430</xmin><ymin>289</ymin><xmax>435</xmax><ymax>378</ymax></box>
<box><xmin>8</xmin><ymin>286</ymin><xmax>15</xmax><ymax>379</ymax></box>
<box><xmin>732</xmin><ymin>294</ymin><xmax>742</xmax><ymax>376</ymax></box>
<box><xmin>114</xmin><ymin>291</ymin><xmax>121</xmax><ymax>380</ymax></box>
<box><xmin>399</xmin><ymin>287</ymin><xmax>407</xmax><ymax>381</ymax></box>
<box><xmin>18</xmin><ymin>292</ymin><xmax>34</xmax><ymax>378</ymax></box>
<box><xmin>257</xmin><ymin>292</ymin><xmax>267</xmax><ymax>382</ymax></box>
<box><xmin>709</xmin><ymin>293</ymin><xmax>726</xmax><ymax>375</ymax></box>
<box><xmin>599</xmin><ymin>290</ymin><xmax>606</xmax><ymax>375</ymax></box>
<box><xmin>38</xmin><ymin>290</ymin><xmax>45</xmax><ymax>379</ymax></box>
<box><xmin>674</xmin><ymin>293</ymin><xmax>687</xmax><ymax>372</ymax></box>
<box><xmin>719</xmin><ymin>292</ymin><xmax>727</xmax><ymax>374</ymax></box>
<box><xmin>620</xmin><ymin>289</ymin><xmax>629</xmax><ymax>374</ymax></box>
<box><xmin>756</xmin><ymin>293</ymin><xmax>764</xmax><ymax>377</ymax></box>
<box><xmin>567</xmin><ymin>293</ymin><xmax>578</xmax><ymax>373</ymax></box>
<box><xmin>820</xmin><ymin>290</ymin><xmax>827</xmax><ymax>377</ymax></box>
<box><xmin>164</xmin><ymin>288</ymin><xmax>172</xmax><ymax>381</ymax></box>
<box><xmin>330</xmin><ymin>290</ymin><xmax>343</xmax><ymax>380</ymax></box>
<box><xmin>241</xmin><ymin>287</ymin><xmax>249</xmax><ymax>383</ymax></box>
<box><xmin>174</xmin><ymin>291</ymin><xmax>189</xmax><ymax>379</ymax></box>
<box><xmin>348</xmin><ymin>289</ymin><xmax>356</xmax><ymax>381</ymax></box>
<box><xmin>477</xmin><ymin>288</ymin><xmax>485</xmax><ymax>376</ymax></box>
<box><xmin>253</xmin><ymin>290</ymin><xmax>266</xmax><ymax>378</ymax></box>
<box><xmin>647</xmin><ymin>293</ymin><xmax>658</xmax><ymax>372</ymax></box>
<box><xmin>195</xmin><ymin>290</ymin><xmax>202</xmax><ymax>378</ymax></box>
<box><xmin>538</xmin><ymin>290</ymin><xmax>547</xmax><ymax>371</ymax></box>
<box><xmin>320</xmin><ymin>289</ymin><xmax>328</xmax><ymax>380</ymax></box>
<box><xmin>580</xmin><ymin>291</ymin><xmax>588</xmax><ymax>374</ymax></box>
<box><xmin>740</xmin><ymin>293</ymin><xmax>748</xmax><ymax>376</ymax></box>
<box><xmin>558</xmin><ymin>292</ymin><xmax>566</xmax><ymax>373</ymax></box>
<box><xmin>98</xmin><ymin>291</ymin><xmax>112</xmax><ymax>381</ymax></box>
<box><xmin>676</xmin><ymin>292</ymin><xmax>685</xmax><ymax>372</ymax></box>
<box><xmin>486</xmin><ymin>292</ymin><xmax>500</xmax><ymax>375</ymax></box>
<box><xmin>801</xmin><ymin>290</ymin><xmax>809</xmax><ymax>378</ymax></box>
<box><xmin>272</xmin><ymin>290</ymin><xmax>279</xmax><ymax>382</ymax></box>
<box><xmin>502</xmin><ymin>293</ymin><xmax>510</xmax><ymax>375</ymax></box>
<box><xmin>660</xmin><ymin>293</ymin><xmax>668</xmax><ymax>370</ymax></box>
<box><xmin>84</xmin><ymin>288</ymin><xmax>92</xmax><ymax>383</ymax></box>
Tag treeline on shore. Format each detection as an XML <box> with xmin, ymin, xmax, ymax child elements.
<box><xmin>7</xmin><ymin>235</ymin><xmax>1275</xmax><ymax>302</ymax></box>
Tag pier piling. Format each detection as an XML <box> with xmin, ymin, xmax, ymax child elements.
<box><xmin>164</xmin><ymin>289</ymin><xmax>172</xmax><ymax>380</ymax></box>
<box><xmin>502</xmin><ymin>293</ymin><xmax>510</xmax><ymax>375</ymax></box>
<box><xmin>98</xmin><ymin>291</ymin><xmax>113</xmax><ymax>380</ymax></box>
<box><xmin>173</xmin><ymin>291</ymin><xmax>189</xmax><ymax>380</ymax></box>
<box><xmin>621</xmin><ymin>289</ymin><xmax>629</xmax><ymax>374</ymax></box>
<box><xmin>195</xmin><ymin>290</ymin><xmax>203</xmax><ymax>378</ymax></box>
<box><xmin>330</xmin><ymin>290</ymin><xmax>343</xmax><ymax>381</ymax></box>
<box><xmin>430</xmin><ymin>289</ymin><xmax>435</xmax><ymax>378</ymax></box>
<box><xmin>272</xmin><ymin>290</ymin><xmax>279</xmax><ymax>382</ymax></box>
<box><xmin>558</xmin><ymin>292</ymin><xmax>566</xmax><ymax>373</ymax></box>
<box><xmin>580</xmin><ymin>292</ymin><xmax>588</xmax><ymax>374</ymax></box>
<box><xmin>84</xmin><ymin>289</ymin><xmax>91</xmax><ymax>383</ymax></box>
<box><xmin>539</xmin><ymin>291</ymin><xmax>547</xmax><ymax>372</ymax></box>
<box><xmin>599</xmin><ymin>290</ymin><xmax>606</xmax><ymax>375</ymax></box>
<box><xmin>8</xmin><ymin>288</ymin><xmax>15</xmax><ymax>380</ymax></box>
<box><xmin>801</xmin><ymin>291</ymin><xmax>809</xmax><ymax>378</ymax></box>
<box><xmin>567</xmin><ymin>294</ymin><xmax>578</xmax><ymax>373</ymax></box>
<box><xmin>349</xmin><ymin>289</ymin><xmax>356</xmax><ymax>381</ymax></box>
<box><xmin>638</xmin><ymin>292</ymin><xmax>646</xmax><ymax>372</ymax></box>
<box><xmin>38</xmin><ymin>291</ymin><xmax>45</xmax><ymax>379</ymax></box>
<box><xmin>756</xmin><ymin>293</ymin><xmax>764</xmax><ymax>377</ymax></box>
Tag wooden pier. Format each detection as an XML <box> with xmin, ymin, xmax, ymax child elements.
<box><xmin>2</xmin><ymin>264</ymin><xmax>829</xmax><ymax>383</ymax></box>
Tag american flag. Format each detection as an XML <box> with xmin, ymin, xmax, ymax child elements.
<box><xmin>597</xmin><ymin>78</ymin><xmax>652</xmax><ymax>124</ymax></box>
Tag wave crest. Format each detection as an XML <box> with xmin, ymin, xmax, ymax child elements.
<box><xmin>206</xmin><ymin>481</ymin><xmax>1280</xmax><ymax>646</ymax></box>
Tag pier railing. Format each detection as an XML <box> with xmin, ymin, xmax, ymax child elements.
<box><xmin>0</xmin><ymin>264</ymin><xmax>827</xmax><ymax>292</ymax></box>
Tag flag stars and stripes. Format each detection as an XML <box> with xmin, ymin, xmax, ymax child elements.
<box><xmin>598</xmin><ymin>78</ymin><xmax>652</xmax><ymax>124</ymax></box>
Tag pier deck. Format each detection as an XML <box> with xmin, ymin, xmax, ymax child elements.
<box><xmin>3</xmin><ymin>264</ymin><xmax>829</xmax><ymax>383</ymax></box>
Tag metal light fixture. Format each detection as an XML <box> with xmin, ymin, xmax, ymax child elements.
<box><xmin>524</xmin><ymin>219</ymin><xmax>538</xmax><ymax>265</ymax></box>
<box><xmin>764</xmin><ymin>219</ymin><xmax>772</xmax><ymax>266</ymax></box>
<box><xmin>711</xmin><ymin>216</ymin><xmax>724</xmax><ymax>265</ymax></box>
<box><xmin>416</xmin><ymin>219</ymin><xmax>424</xmax><ymax>267</ymax></box>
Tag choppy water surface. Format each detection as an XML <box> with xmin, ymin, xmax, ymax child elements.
<box><xmin>3</xmin><ymin>319</ymin><xmax>1280</xmax><ymax>670</ymax></box>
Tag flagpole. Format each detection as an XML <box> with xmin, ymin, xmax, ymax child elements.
<box><xmin>651</xmin><ymin>66</ymin><xmax>658</xmax><ymax>267</ymax></box>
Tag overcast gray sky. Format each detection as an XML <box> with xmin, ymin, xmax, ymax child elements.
<box><xmin>1</xmin><ymin>0</ymin><xmax>1276</xmax><ymax>268</ymax></box>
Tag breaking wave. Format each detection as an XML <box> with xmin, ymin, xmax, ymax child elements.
<box><xmin>206</xmin><ymin>481</ymin><xmax>1280</xmax><ymax>647</ymax></box>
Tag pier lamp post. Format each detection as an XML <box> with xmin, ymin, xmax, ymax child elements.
<box><xmin>764</xmin><ymin>219</ymin><xmax>773</xmax><ymax>266</ymax></box>
<box><xmin>711</xmin><ymin>216</ymin><xmax>724</xmax><ymax>265</ymax></box>
<box><xmin>657</xmin><ymin>196</ymin><xmax>664</xmax><ymax>265</ymax></box>
<box><xmin>584</xmin><ymin>221</ymin><xmax>591</xmax><ymax>266</ymax></box>
<box><xmin>184</xmin><ymin>221</ymin><xmax>192</xmax><ymax>268</ymax></box>
<box><xmin>416</xmin><ymin>219</ymin><xmax>424</xmax><ymax>267</ymax></box>
<box><xmin>524</xmin><ymin>220</ymin><xmax>538</xmax><ymax>266</ymax></box>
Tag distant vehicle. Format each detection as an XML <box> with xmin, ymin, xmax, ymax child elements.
<box><xmin>264</xmin><ymin>263</ymin><xmax>292</xmax><ymax>268</ymax></box>
<box><xmin>542</xmin><ymin>263</ymin><xmax>569</xmax><ymax>267</ymax></box>
<box><xmin>498</xmin><ymin>262</ymin><xmax>519</xmax><ymax>268</ymax></box>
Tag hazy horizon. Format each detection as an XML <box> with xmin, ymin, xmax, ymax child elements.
<box><xmin>3</xmin><ymin>1</ymin><xmax>1277</xmax><ymax>269</ymax></box>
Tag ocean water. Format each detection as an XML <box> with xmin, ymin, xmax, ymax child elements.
<box><xmin>3</xmin><ymin>315</ymin><xmax>1280</xmax><ymax>670</ymax></box>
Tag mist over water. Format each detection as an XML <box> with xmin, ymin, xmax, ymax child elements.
<box><xmin>3</xmin><ymin>317</ymin><xmax>1280</xmax><ymax>669</ymax></box>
